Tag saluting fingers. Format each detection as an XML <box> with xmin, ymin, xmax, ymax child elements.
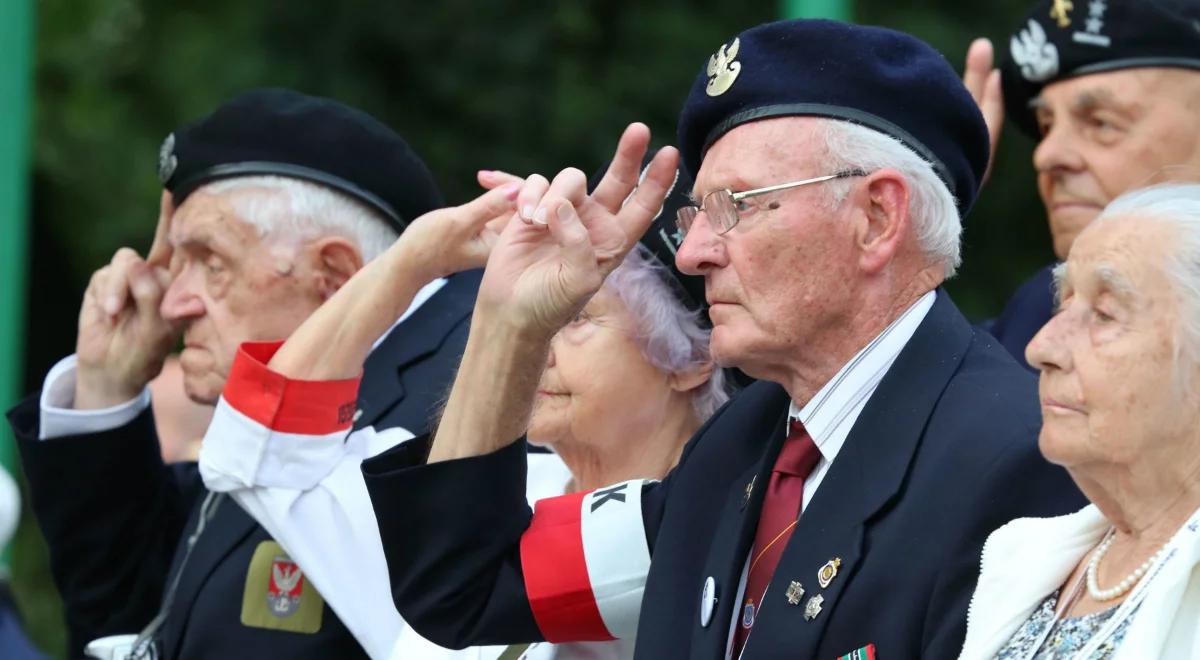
<box><xmin>518</xmin><ymin>174</ymin><xmax>551</xmax><ymax>225</ymax></box>
<box><xmin>544</xmin><ymin>195</ymin><xmax>596</xmax><ymax>270</ymax></box>
<box><xmin>536</xmin><ymin>168</ymin><xmax>588</xmax><ymax>225</ymax></box>
<box><xmin>102</xmin><ymin>248</ymin><xmax>144</xmax><ymax>317</ymax></box>
<box><xmin>146</xmin><ymin>190</ymin><xmax>176</xmax><ymax>268</ymax></box>
<box><xmin>591</xmin><ymin>123</ymin><xmax>652</xmax><ymax>214</ymax></box>
<box><xmin>614</xmin><ymin>146</ymin><xmax>680</xmax><ymax>253</ymax></box>
<box><xmin>128</xmin><ymin>261</ymin><xmax>169</xmax><ymax>328</ymax></box>
<box><xmin>963</xmin><ymin>38</ymin><xmax>994</xmax><ymax>104</ymax></box>
<box><xmin>477</xmin><ymin>169</ymin><xmax>524</xmax><ymax>191</ymax></box>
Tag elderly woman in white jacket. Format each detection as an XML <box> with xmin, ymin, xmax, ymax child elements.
<box><xmin>959</xmin><ymin>184</ymin><xmax>1200</xmax><ymax>660</ymax></box>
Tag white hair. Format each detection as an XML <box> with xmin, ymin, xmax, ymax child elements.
<box><xmin>815</xmin><ymin>120</ymin><xmax>963</xmax><ymax>278</ymax></box>
<box><xmin>1095</xmin><ymin>183</ymin><xmax>1200</xmax><ymax>393</ymax></box>
<box><xmin>605</xmin><ymin>244</ymin><xmax>731</xmax><ymax>421</ymax></box>
<box><xmin>196</xmin><ymin>175</ymin><xmax>399</xmax><ymax>261</ymax></box>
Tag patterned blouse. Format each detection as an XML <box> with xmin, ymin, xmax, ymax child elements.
<box><xmin>993</xmin><ymin>589</ymin><xmax>1136</xmax><ymax>659</ymax></box>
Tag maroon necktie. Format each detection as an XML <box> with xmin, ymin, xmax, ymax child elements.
<box><xmin>731</xmin><ymin>419</ymin><xmax>821</xmax><ymax>657</ymax></box>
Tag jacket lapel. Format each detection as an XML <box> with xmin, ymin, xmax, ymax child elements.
<box><xmin>744</xmin><ymin>290</ymin><xmax>974</xmax><ymax>659</ymax></box>
<box><xmin>689</xmin><ymin>407</ymin><xmax>791</xmax><ymax>660</ymax></box>
<box><xmin>161</xmin><ymin>492</ymin><xmax>259</xmax><ymax>659</ymax></box>
<box><xmin>354</xmin><ymin>270</ymin><xmax>480</xmax><ymax>431</ymax></box>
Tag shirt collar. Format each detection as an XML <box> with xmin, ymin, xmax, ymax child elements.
<box><xmin>788</xmin><ymin>290</ymin><xmax>936</xmax><ymax>458</ymax></box>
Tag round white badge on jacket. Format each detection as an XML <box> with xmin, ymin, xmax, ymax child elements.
<box><xmin>700</xmin><ymin>577</ymin><xmax>717</xmax><ymax>628</ymax></box>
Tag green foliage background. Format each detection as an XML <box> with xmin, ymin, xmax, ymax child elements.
<box><xmin>13</xmin><ymin>1</ymin><xmax>1053</xmax><ymax>656</ymax></box>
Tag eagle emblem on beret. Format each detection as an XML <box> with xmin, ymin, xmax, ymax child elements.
<box><xmin>158</xmin><ymin>132</ymin><xmax>178</xmax><ymax>184</ymax></box>
<box><xmin>706</xmin><ymin>37</ymin><xmax>742</xmax><ymax>97</ymax></box>
<box><xmin>1011</xmin><ymin>19</ymin><xmax>1059</xmax><ymax>82</ymax></box>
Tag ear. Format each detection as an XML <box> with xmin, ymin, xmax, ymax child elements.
<box><xmin>668</xmin><ymin>360</ymin><xmax>715</xmax><ymax>393</ymax></box>
<box><xmin>854</xmin><ymin>169</ymin><xmax>910</xmax><ymax>274</ymax></box>
<box><xmin>312</xmin><ymin>236</ymin><xmax>364</xmax><ymax>300</ymax></box>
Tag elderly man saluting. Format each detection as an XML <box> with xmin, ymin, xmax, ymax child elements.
<box><xmin>311</xmin><ymin>19</ymin><xmax>1088</xmax><ymax>659</ymax></box>
<box><xmin>6</xmin><ymin>89</ymin><xmax>491</xmax><ymax>659</ymax></box>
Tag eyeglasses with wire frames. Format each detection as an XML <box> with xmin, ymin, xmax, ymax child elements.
<box><xmin>675</xmin><ymin>169</ymin><xmax>869</xmax><ymax>237</ymax></box>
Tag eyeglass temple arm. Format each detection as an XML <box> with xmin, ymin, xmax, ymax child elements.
<box><xmin>729</xmin><ymin>169</ymin><xmax>868</xmax><ymax>201</ymax></box>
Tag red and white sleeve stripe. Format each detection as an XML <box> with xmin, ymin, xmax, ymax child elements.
<box><xmin>199</xmin><ymin>341</ymin><xmax>364</xmax><ymax>491</ymax></box>
<box><xmin>520</xmin><ymin>479</ymin><xmax>653</xmax><ymax>642</ymax></box>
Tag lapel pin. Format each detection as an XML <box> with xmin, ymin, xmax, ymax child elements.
<box><xmin>785</xmin><ymin>581</ymin><xmax>805</xmax><ymax>606</ymax></box>
<box><xmin>741</xmin><ymin>476</ymin><xmax>756</xmax><ymax>509</ymax></box>
<box><xmin>803</xmin><ymin>593</ymin><xmax>824</xmax><ymax>621</ymax></box>
<box><xmin>699</xmin><ymin>577</ymin><xmax>717</xmax><ymax>628</ymax></box>
<box><xmin>817</xmin><ymin>557</ymin><xmax>842</xmax><ymax>589</ymax></box>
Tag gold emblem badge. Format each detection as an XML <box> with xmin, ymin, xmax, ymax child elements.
<box><xmin>241</xmin><ymin>541</ymin><xmax>324</xmax><ymax>633</ymax></box>
<box><xmin>1049</xmin><ymin>0</ymin><xmax>1074</xmax><ymax>28</ymax></box>
<box><xmin>785</xmin><ymin>581</ymin><xmax>805</xmax><ymax>605</ymax></box>
<box><xmin>705</xmin><ymin>37</ymin><xmax>742</xmax><ymax>97</ymax></box>
<box><xmin>817</xmin><ymin>557</ymin><xmax>842</xmax><ymax>589</ymax></box>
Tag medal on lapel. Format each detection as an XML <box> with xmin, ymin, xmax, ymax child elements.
<box><xmin>785</xmin><ymin>581</ymin><xmax>805</xmax><ymax>605</ymax></box>
<box><xmin>818</xmin><ymin>557</ymin><xmax>842</xmax><ymax>589</ymax></box>
<box><xmin>803</xmin><ymin>593</ymin><xmax>824</xmax><ymax>621</ymax></box>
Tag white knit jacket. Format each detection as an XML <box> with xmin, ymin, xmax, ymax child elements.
<box><xmin>957</xmin><ymin>504</ymin><xmax>1200</xmax><ymax>660</ymax></box>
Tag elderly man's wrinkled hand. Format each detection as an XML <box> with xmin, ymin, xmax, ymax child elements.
<box><xmin>75</xmin><ymin>247</ymin><xmax>180</xmax><ymax>409</ymax></box>
<box><xmin>475</xmin><ymin>123</ymin><xmax>679</xmax><ymax>337</ymax></box>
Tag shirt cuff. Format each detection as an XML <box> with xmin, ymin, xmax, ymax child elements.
<box><xmin>38</xmin><ymin>355</ymin><xmax>151</xmax><ymax>440</ymax></box>
<box><xmin>199</xmin><ymin>341</ymin><xmax>363</xmax><ymax>492</ymax></box>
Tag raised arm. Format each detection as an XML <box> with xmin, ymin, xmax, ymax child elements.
<box><xmin>265</xmin><ymin>182</ymin><xmax>521</xmax><ymax>381</ymax></box>
<box><xmin>430</xmin><ymin>123</ymin><xmax>680</xmax><ymax>463</ymax></box>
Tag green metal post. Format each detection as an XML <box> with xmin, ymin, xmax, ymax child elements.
<box><xmin>782</xmin><ymin>0</ymin><xmax>852</xmax><ymax>21</ymax></box>
<box><xmin>0</xmin><ymin>0</ymin><xmax>34</xmax><ymax>567</ymax></box>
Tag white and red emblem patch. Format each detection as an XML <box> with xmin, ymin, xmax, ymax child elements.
<box><xmin>267</xmin><ymin>556</ymin><xmax>305</xmax><ymax>618</ymax></box>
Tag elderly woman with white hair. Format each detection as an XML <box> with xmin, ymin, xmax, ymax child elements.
<box><xmin>197</xmin><ymin>158</ymin><xmax>728</xmax><ymax>660</ymax></box>
<box><xmin>958</xmin><ymin>184</ymin><xmax>1200</xmax><ymax>660</ymax></box>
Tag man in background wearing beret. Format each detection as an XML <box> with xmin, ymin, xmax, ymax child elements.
<box><xmin>357</xmin><ymin>19</ymin><xmax>1085</xmax><ymax>659</ymax></box>
<box><xmin>6</xmin><ymin>89</ymin><xmax>482</xmax><ymax>659</ymax></box>
<box><xmin>971</xmin><ymin>0</ymin><xmax>1200</xmax><ymax>368</ymax></box>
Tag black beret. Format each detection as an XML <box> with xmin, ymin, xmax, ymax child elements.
<box><xmin>588</xmin><ymin>158</ymin><xmax>706</xmax><ymax>315</ymax></box>
<box><xmin>158</xmin><ymin>88</ymin><xmax>442</xmax><ymax>233</ymax></box>
<box><xmin>676</xmin><ymin>19</ymin><xmax>990</xmax><ymax>220</ymax></box>
<box><xmin>1002</xmin><ymin>0</ymin><xmax>1200</xmax><ymax>138</ymax></box>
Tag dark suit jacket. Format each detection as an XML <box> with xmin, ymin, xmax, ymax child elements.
<box><xmin>988</xmin><ymin>263</ymin><xmax>1056</xmax><ymax>372</ymax></box>
<box><xmin>362</xmin><ymin>290</ymin><xmax>1086</xmax><ymax>659</ymax></box>
<box><xmin>8</xmin><ymin>269</ymin><xmax>481</xmax><ymax>659</ymax></box>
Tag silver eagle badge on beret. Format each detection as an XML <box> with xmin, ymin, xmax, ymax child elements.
<box><xmin>158</xmin><ymin>132</ymin><xmax>178</xmax><ymax>184</ymax></box>
<box><xmin>1011</xmin><ymin>19</ymin><xmax>1060</xmax><ymax>82</ymax></box>
<box><xmin>705</xmin><ymin>37</ymin><xmax>742</xmax><ymax>97</ymax></box>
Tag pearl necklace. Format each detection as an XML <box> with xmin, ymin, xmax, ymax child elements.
<box><xmin>1086</xmin><ymin>528</ymin><xmax>1170</xmax><ymax>602</ymax></box>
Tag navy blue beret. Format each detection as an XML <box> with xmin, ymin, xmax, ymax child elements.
<box><xmin>1002</xmin><ymin>0</ymin><xmax>1200</xmax><ymax>138</ymax></box>
<box><xmin>677</xmin><ymin>19</ymin><xmax>990</xmax><ymax>219</ymax></box>
<box><xmin>588</xmin><ymin>158</ymin><xmax>706</xmax><ymax>314</ymax></box>
<box><xmin>158</xmin><ymin>88</ymin><xmax>443</xmax><ymax>233</ymax></box>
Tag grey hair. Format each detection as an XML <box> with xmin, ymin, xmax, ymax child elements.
<box><xmin>605</xmin><ymin>244</ymin><xmax>730</xmax><ymax>421</ymax></box>
<box><xmin>1095</xmin><ymin>183</ymin><xmax>1200</xmax><ymax>393</ymax></box>
<box><xmin>815</xmin><ymin>120</ymin><xmax>963</xmax><ymax>278</ymax></box>
<box><xmin>196</xmin><ymin>175</ymin><xmax>399</xmax><ymax>262</ymax></box>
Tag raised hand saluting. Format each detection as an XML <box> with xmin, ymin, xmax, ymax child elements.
<box><xmin>477</xmin><ymin>123</ymin><xmax>680</xmax><ymax>338</ymax></box>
